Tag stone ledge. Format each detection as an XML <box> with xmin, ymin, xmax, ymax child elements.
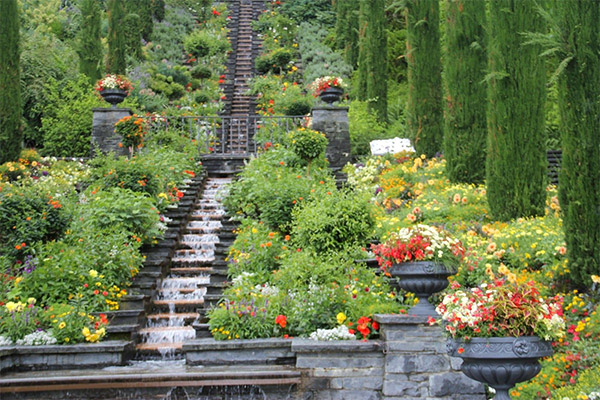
<box><xmin>292</xmin><ymin>339</ymin><xmax>382</xmax><ymax>353</ymax></box>
<box><xmin>0</xmin><ymin>341</ymin><xmax>133</xmax><ymax>372</ymax></box>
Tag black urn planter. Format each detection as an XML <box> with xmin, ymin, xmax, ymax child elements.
<box><xmin>389</xmin><ymin>261</ymin><xmax>454</xmax><ymax>317</ymax></box>
<box><xmin>318</xmin><ymin>87</ymin><xmax>344</xmax><ymax>105</ymax></box>
<box><xmin>448</xmin><ymin>336</ymin><xmax>553</xmax><ymax>400</ymax></box>
<box><xmin>99</xmin><ymin>88</ymin><xmax>127</xmax><ymax>108</ymax></box>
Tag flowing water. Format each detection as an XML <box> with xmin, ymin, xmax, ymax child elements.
<box><xmin>136</xmin><ymin>178</ymin><xmax>232</xmax><ymax>359</ymax></box>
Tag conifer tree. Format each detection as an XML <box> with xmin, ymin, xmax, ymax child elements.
<box><xmin>77</xmin><ymin>0</ymin><xmax>103</xmax><ymax>83</ymax></box>
<box><xmin>107</xmin><ymin>0</ymin><xmax>127</xmax><ymax>75</ymax></box>
<box><xmin>486</xmin><ymin>0</ymin><xmax>546</xmax><ymax>220</ymax></box>
<box><xmin>126</xmin><ymin>0</ymin><xmax>153</xmax><ymax>41</ymax></box>
<box><xmin>334</xmin><ymin>0</ymin><xmax>359</xmax><ymax>68</ymax></box>
<box><xmin>151</xmin><ymin>0</ymin><xmax>165</xmax><ymax>22</ymax></box>
<box><xmin>357</xmin><ymin>0</ymin><xmax>387</xmax><ymax>121</ymax></box>
<box><xmin>0</xmin><ymin>0</ymin><xmax>22</xmax><ymax>164</ymax></box>
<box><xmin>443</xmin><ymin>0</ymin><xmax>487</xmax><ymax>184</ymax></box>
<box><xmin>405</xmin><ymin>0</ymin><xmax>443</xmax><ymax>157</ymax></box>
<box><xmin>124</xmin><ymin>13</ymin><xmax>143</xmax><ymax>60</ymax></box>
<box><xmin>557</xmin><ymin>0</ymin><xmax>600</xmax><ymax>289</ymax></box>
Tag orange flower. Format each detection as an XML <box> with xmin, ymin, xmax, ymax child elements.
<box><xmin>275</xmin><ymin>315</ymin><xmax>287</xmax><ymax>328</ymax></box>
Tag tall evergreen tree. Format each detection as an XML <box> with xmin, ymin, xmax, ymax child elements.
<box><xmin>0</xmin><ymin>0</ymin><xmax>22</xmax><ymax>164</ymax></box>
<box><xmin>124</xmin><ymin>13</ymin><xmax>143</xmax><ymax>60</ymax></box>
<box><xmin>556</xmin><ymin>0</ymin><xmax>600</xmax><ymax>289</ymax></box>
<box><xmin>126</xmin><ymin>0</ymin><xmax>153</xmax><ymax>41</ymax></box>
<box><xmin>486</xmin><ymin>0</ymin><xmax>547</xmax><ymax>220</ymax></box>
<box><xmin>357</xmin><ymin>0</ymin><xmax>388</xmax><ymax>121</ymax></box>
<box><xmin>443</xmin><ymin>0</ymin><xmax>487</xmax><ymax>184</ymax></box>
<box><xmin>151</xmin><ymin>0</ymin><xmax>165</xmax><ymax>22</ymax></box>
<box><xmin>107</xmin><ymin>0</ymin><xmax>127</xmax><ymax>75</ymax></box>
<box><xmin>334</xmin><ymin>0</ymin><xmax>359</xmax><ymax>68</ymax></box>
<box><xmin>405</xmin><ymin>0</ymin><xmax>443</xmax><ymax>157</ymax></box>
<box><xmin>77</xmin><ymin>0</ymin><xmax>103</xmax><ymax>83</ymax></box>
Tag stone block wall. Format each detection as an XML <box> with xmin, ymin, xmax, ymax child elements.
<box><xmin>294</xmin><ymin>340</ymin><xmax>384</xmax><ymax>400</ymax></box>
<box><xmin>375</xmin><ymin>314</ymin><xmax>485</xmax><ymax>400</ymax></box>
<box><xmin>91</xmin><ymin>108</ymin><xmax>131</xmax><ymax>156</ymax></box>
<box><xmin>311</xmin><ymin>106</ymin><xmax>352</xmax><ymax>177</ymax></box>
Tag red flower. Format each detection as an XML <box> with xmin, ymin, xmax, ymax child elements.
<box><xmin>275</xmin><ymin>314</ymin><xmax>287</xmax><ymax>328</ymax></box>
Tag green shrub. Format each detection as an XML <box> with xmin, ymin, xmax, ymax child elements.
<box><xmin>191</xmin><ymin>65</ymin><xmax>212</xmax><ymax>79</ymax></box>
<box><xmin>224</xmin><ymin>147</ymin><xmax>334</xmax><ymax>231</ymax></box>
<box><xmin>282</xmin><ymin>99</ymin><xmax>311</xmax><ymax>116</ymax></box>
<box><xmin>288</xmin><ymin>128</ymin><xmax>327</xmax><ymax>163</ymax></box>
<box><xmin>291</xmin><ymin>189</ymin><xmax>375</xmax><ymax>254</ymax></box>
<box><xmin>227</xmin><ymin>219</ymin><xmax>285</xmax><ymax>282</ymax></box>
<box><xmin>75</xmin><ymin>187</ymin><xmax>162</xmax><ymax>245</ymax></box>
<box><xmin>348</xmin><ymin>100</ymin><xmax>391</xmax><ymax>157</ymax></box>
<box><xmin>0</xmin><ymin>184</ymin><xmax>70</xmax><ymax>260</ymax></box>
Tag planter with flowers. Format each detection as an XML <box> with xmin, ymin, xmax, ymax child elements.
<box><xmin>114</xmin><ymin>114</ymin><xmax>148</xmax><ymax>155</ymax></box>
<box><xmin>437</xmin><ymin>278</ymin><xmax>565</xmax><ymax>400</ymax></box>
<box><xmin>310</xmin><ymin>76</ymin><xmax>347</xmax><ymax>105</ymax></box>
<box><xmin>95</xmin><ymin>75</ymin><xmax>133</xmax><ymax>108</ymax></box>
<box><xmin>371</xmin><ymin>224</ymin><xmax>465</xmax><ymax>317</ymax></box>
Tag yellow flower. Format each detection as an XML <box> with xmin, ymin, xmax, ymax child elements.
<box><xmin>64</xmin><ymin>337</ymin><xmax>70</xmax><ymax>342</ymax></box>
<box><xmin>89</xmin><ymin>269</ymin><xmax>98</xmax><ymax>278</ymax></box>
<box><xmin>82</xmin><ymin>327</ymin><xmax>90</xmax><ymax>336</ymax></box>
<box><xmin>27</xmin><ymin>297</ymin><xmax>36</xmax><ymax>305</ymax></box>
<box><xmin>336</xmin><ymin>312</ymin><xmax>346</xmax><ymax>325</ymax></box>
<box><xmin>58</xmin><ymin>322</ymin><xmax>66</xmax><ymax>329</ymax></box>
<box><xmin>592</xmin><ymin>275</ymin><xmax>600</xmax><ymax>284</ymax></box>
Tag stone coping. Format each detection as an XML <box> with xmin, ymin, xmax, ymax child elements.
<box><xmin>292</xmin><ymin>338</ymin><xmax>381</xmax><ymax>353</ymax></box>
<box><xmin>374</xmin><ymin>313</ymin><xmax>430</xmax><ymax>325</ymax></box>
<box><xmin>183</xmin><ymin>337</ymin><xmax>292</xmax><ymax>351</ymax></box>
<box><xmin>2</xmin><ymin>340</ymin><xmax>131</xmax><ymax>355</ymax></box>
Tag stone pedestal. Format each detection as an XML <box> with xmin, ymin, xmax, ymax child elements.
<box><xmin>91</xmin><ymin>107</ymin><xmax>131</xmax><ymax>156</ymax></box>
<box><xmin>374</xmin><ymin>314</ymin><xmax>485</xmax><ymax>400</ymax></box>
<box><xmin>311</xmin><ymin>106</ymin><xmax>352</xmax><ymax>178</ymax></box>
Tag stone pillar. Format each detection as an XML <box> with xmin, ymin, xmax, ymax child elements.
<box><xmin>374</xmin><ymin>314</ymin><xmax>485</xmax><ymax>400</ymax></box>
<box><xmin>91</xmin><ymin>107</ymin><xmax>131</xmax><ymax>156</ymax></box>
<box><xmin>311</xmin><ymin>106</ymin><xmax>352</xmax><ymax>178</ymax></box>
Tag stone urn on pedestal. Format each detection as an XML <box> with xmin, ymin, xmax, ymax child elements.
<box><xmin>371</xmin><ymin>224</ymin><xmax>464</xmax><ymax>318</ymax></box>
<box><xmin>437</xmin><ymin>278</ymin><xmax>565</xmax><ymax>400</ymax></box>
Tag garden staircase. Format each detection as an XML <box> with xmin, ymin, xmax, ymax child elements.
<box><xmin>134</xmin><ymin>176</ymin><xmax>236</xmax><ymax>360</ymax></box>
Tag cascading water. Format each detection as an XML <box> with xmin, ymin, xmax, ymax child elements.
<box><xmin>136</xmin><ymin>177</ymin><xmax>232</xmax><ymax>359</ymax></box>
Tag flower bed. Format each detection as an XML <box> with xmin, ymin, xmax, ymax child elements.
<box><xmin>0</xmin><ymin>129</ymin><xmax>202</xmax><ymax>346</ymax></box>
<box><xmin>344</xmin><ymin>153</ymin><xmax>600</xmax><ymax>399</ymax></box>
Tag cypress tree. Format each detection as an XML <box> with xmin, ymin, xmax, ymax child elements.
<box><xmin>486</xmin><ymin>0</ymin><xmax>547</xmax><ymax>220</ymax></box>
<box><xmin>335</xmin><ymin>0</ymin><xmax>359</xmax><ymax>68</ymax></box>
<box><xmin>107</xmin><ymin>0</ymin><xmax>127</xmax><ymax>75</ymax></box>
<box><xmin>0</xmin><ymin>0</ymin><xmax>22</xmax><ymax>164</ymax></box>
<box><xmin>405</xmin><ymin>0</ymin><xmax>443</xmax><ymax>157</ymax></box>
<box><xmin>77</xmin><ymin>0</ymin><xmax>103</xmax><ymax>83</ymax></box>
<box><xmin>124</xmin><ymin>13</ymin><xmax>143</xmax><ymax>60</ymax></box>
<box><xmin>557</xmin><ymin>0</ymin><xmax>600</xmax><ymax>289</ymax></box>
<box><xmin>356</xmin><ymin>0</ymin><xmax>387</xmax><ymax>121</ymax></box>
<box><xmin>151</xmin><ymin>0</ymin><xmax>165</xmax><ymax>22</ymax></box>
<box><xmin>443</xmin><ymin>0</ymin><xmax>487</xmax><ymax>184</ymax></box>
<box><xmin>126</xmin><ymin>0</ymin><xmax>153</xmax><ymax>41</ymax></box>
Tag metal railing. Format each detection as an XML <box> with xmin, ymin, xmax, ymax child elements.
<box><xmin>145</xmin><ymin>115</ymin><xmax>308</xmax><ymax>155</ymax></box>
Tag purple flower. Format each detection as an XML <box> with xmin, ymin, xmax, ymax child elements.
<box><xmin>42</xmin><ymin>170</ymin><xmax>49</xmax><ymax>176</ymax></box>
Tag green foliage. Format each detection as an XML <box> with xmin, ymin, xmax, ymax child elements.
<box><xmin>298</xmin><ymin>22</ymin><xmax>352</xmax><ymax>84</ymax></box>
<box><xmin>291</xmin><ymin>189</ymin><xmax>374</xmax><ymax>254</ymax></box>
<box><xmin>107</xmin><ymin>0</ymin><xmax>127</xmax><ymax>74</ymax></box>
<box><xmin>191</xmin><ymin>65</ymin><xmax>212</xmax><ymax>79</ymax></box>
<box><xmin>126</xmin><ymin>0</ymin><xmax>154</xmax><ymax>41</ymax></box>
<box><xmin>151</xmin><ymin>0</ymin><xmax>166</xmax><ymax>21</ymax></box>
<box><xmin>335</xmin><ymin>0</ymin><xmax>359</xmax><ymax>68</ymax></box>
<box><xmin>0</xmin><ymin>300</ymin><xmax>42</xmax><ymax>342</ymax></box>
<box><xmin>288</xmin><ymin>128</ymin><xmax>327</xmax><ymax>162</ymax></box>
<box><xmin>19</xmin><ymin>228</ymin><xmax>142</xmax><ymax>308</ymax></box>
<box><xmin>149</xmin><ymin>73</ymin><xmax>186</xmax><ymax>100</ymax></box>
<box><xmin>123</xmin><ymin>13</ymin><xmax>143</xmax><ymax>60</ymax></box>
<box><xmin>77</xmin><ymin>0</ymin><xmax>103</xmax><ymax>83</ymax></box>
<box><xmin>40</xmin><ymin>74</ymin><xmax>103</xmax><ymax>157</ymax></box>
<box><xmin>486</xmin><ymin>0</ymin><xmax>547</xmax><ymax>221</ymax></box>
<box><xmin>20</xmin><ymin>30</ymin><xmax>79</xmax><ymax>148</ymax></box>
<box><xmin>348</xmin><ymin>100</ymin><xmax>391</xmax><ymax>157</ymax></box>
<box><xmin>184</xmin><ymin>29</ymin><xmax>230</xmax><ymax>59</ymax></box>
<box><xmin>75</xmin><ymin>187</ymin><xmax>162</xmax><ymax>245</ymax></box>
<box><xmin>405</xmin><ymin>0</ymin><xmax>444</xmax><ymax>157</ymax></box>
<box><xmin>224</xmin><ymin>147</ymin><xmax>334</xmax><ymax>232</ymax></box>
<box><xmin>0</xmin><ymin>184</ymin><xmax>70</xmax><ymax>261</ymax></box>
<box><xmin>356</xmin><ymin>0</ymin><xmax>388</xmax><ymax>121</ymax></box>
<box><xmin>280</xmin><ymin>0</ymin><xmax>335</xmax><ymax>25</ymax></box>
<box><xmin>551</xmin><ymin>366</ymin><xmax>600</xmax><ymax>399</ymax></box>
<box><xmin>149</xmin><ymin>6</ymin><xmax>197</xmax><ymax>63</ymax></box>
<box><xmin>443</xmin><ymin>0</ymin><xmax>487</xmax><ymax>185</ymax></box>
<box><xmin>255</xmin><ymin>48</ymin><xmax>294</xmax><ymax>75</ymax></box>
<box><xmin>0</xmin><ymin>0</ymin><xmax>22</xmax><ymax>164</ymax></box>
<box><xmin>227</xmin><ymin>219</ymin><xmax>285</xmax><ymax>282</ymax></box>
<box><xmin>556</xmin><ymin>1</ymin><xmax>600</xmax><ymax>290</ymax></box>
